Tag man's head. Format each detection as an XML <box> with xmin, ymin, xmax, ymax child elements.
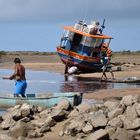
<box><xmin>14</xmin><ymin>58</ymin><xmax>21</xmax><ymax>64</ymax></box>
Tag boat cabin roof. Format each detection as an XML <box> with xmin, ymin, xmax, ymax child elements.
<box><xmin>64</xmin><ymin>26</ymin><xmax>113</xmax><ymax>39</ymax></box>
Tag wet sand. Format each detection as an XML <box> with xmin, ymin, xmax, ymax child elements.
<box><xmin>1</xmin><ymin>53</ymin><xmax>140</xmax><ymax>100</ymax></box>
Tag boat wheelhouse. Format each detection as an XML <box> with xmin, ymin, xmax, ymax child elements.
<box><xmin>57</xmin><ymin>20</ymin><xmax>113</xmax><ymax>73</ymax></box>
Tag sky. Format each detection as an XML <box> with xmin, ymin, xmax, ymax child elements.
<box><xmin>0</xmin><ymin>0</ymin><xmax>140</xmax><ymax>52</ymax></box>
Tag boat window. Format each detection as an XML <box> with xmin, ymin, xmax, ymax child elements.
<box><xmin>91</xmin><ymin>38</ymin><xmax>103</xmax><ymax>47</ymax></box>
<box><xmin>81</xmin><ymin>36</ymin><xmax>92</xmax><ymax>47</ymax></box>
<box><xmin>71</xmin><ymin>33</ymin><xmax>83</xmax><ymax>52</ymax></box>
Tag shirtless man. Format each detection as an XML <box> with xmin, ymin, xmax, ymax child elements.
<box><xmin>2</xmin><ymin>58</ymin><xmax>27</xmax><ymax>97</ymax></box>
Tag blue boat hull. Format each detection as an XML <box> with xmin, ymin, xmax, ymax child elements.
<box><xmin>0</xmin><ymin>92</ymin><xmax>83</xmax><ymax>108</ymax></box>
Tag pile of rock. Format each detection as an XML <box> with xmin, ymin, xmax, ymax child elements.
<box><xmin>0</xmin><ymin>95</ymin><xmax>140</xmax><ymax>140</ymax></box>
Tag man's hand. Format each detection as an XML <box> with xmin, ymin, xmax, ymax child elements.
<box><xmin>2</xmin><ymin>76</ymin><xmax>10</xmax><ymax>79</ymax></box>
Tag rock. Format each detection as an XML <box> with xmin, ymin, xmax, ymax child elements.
<box><xmin>31</xmin><ymin>118</ymin><xmax>45</xmax><ymax>128</ymax></box>
<box><xmin>107</xmin><ymin>117</ymin><xmax>123</xmax><ymax>128</ymax></box>
<box><xmin>20</xmin><ymin>104</ymin><xmax>32</xmax><ymax>118</ymax></box>
<box><xmin>82</xmin><ymin>122</ymin><xmax>93</xmax><ymax>134</ymax></box>
<box><xmin>126</xmin><ymin>118</ymin><xmax>140</xmax><ymax>130</ymax></box>
<box><xmin>68</xmin><ymin>109</ymin><xmax>80</xmax><ymax>118</ymax></box>
<box><xmin>76</xmin><ymin>103</ymin><xmax>92</xmax><ymax>113</ymax></box>
<box><xmin>20</xmin><ymin>117</ymin><xmax>31</xmax><ymax>123</ymax></box>
<box><xmin>120</xmin><ymin>95</ymin><xmax>134</xmax><ymax>106</ymax></box>
<box><xmin>134</xmin><ymin>102</ymin><xmax>140</xmax><ymax>117</ymax></box>
<box><xmin>90</xmin><ymin>111</ymin><xmax>108</xmax><ymax>128</ymax></box>
<box><xmin>86</xmin><ymin>129</ymin><xmax>109</xmax><ymax>140</ymax></box>
<box><xmin>0</xmin><ymin>134</ymin><xmax>16</xmax><ymax>140</ymax></box>
<box><xmin>64</xmin><ymin>118</ymin><xmax>86</xmax><ymax>136</ymax></box>
<box><xmin>108</xmin><ymin>107</ymin><xmax>124</xmax><ymax>120</ymax></box>
<box><xmin>28</xmin><ymin>130</ymin><xmax>44</xmax><ymax>138</ymax></box>
<box><xmin>125</xmin><ymin>106</ymin><xmax>138</xmax><ymax>120</ymax></box>
<box><xmin>104</xmin><ymin>100</ymin><xmax>120</xmax><ymax>111</ymax></box>
<box><xmin>1</xmin><ymin>115</ymin><xmax>16</xmax><ymax>130</ymax></box>
<box><xmin>40</xmin><ymin>125</ymin><xmax>51</xmax><ymax>133</ymax></box>
<box><xmin>39</xmin><ymin>108</ymin><xmax>52</xmax><ymax>118</ymax></box>
<box><xmin>111</xmin><ymin>127</ymin><xmax>135</xmax><ymax>140</ymax></box>
<box><xmin>44</xmin><ymin>116</ymin><xmax>56</xmax><ymax>127</ymax></box>
<box><xmin>9</xmin><ymin>121</ymin><xmax>28</xmax><ymax>138</ymax></box>
<box><xmin>50</xmin><ymin>109</ymin><xmax>67</xmax><ymax>121</ymax></box>
<box><xmin>53</xmin><ymin>99</ymin><xmax>70</xmax><ymax>111</ymax></box>
<box><xmin>0</xmin><ymin>115</ymin><xmax>3</xmax><ymax>123</ymax></box>
<box><xmin>105</xmin><ymin>126</ymin><xmax>116</xmax><ymax>137</ymax></box>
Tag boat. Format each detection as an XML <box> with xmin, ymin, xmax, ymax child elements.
<box><xmin>0</xmin><ymin>92</ymin><xmax>83</xmax><ymax>108</ymax></box>
<box><xmin>57</xmin><ymin>19</ymin><xmax>113</xmax><ymax>73</ymax></box>
<box><xmin>101</xmin><ymin>77</ymin><xmax>140</xmax><ymax>83</ymax></box>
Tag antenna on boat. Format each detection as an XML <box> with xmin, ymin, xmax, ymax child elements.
<box><xmin>100</xmin><ymin>18</ymin><xmax>106</xmax><ymax>34</ymax></box>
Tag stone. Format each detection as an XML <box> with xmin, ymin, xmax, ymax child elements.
<box><xmin>0</xmin><ymin>116</ymin><xmax>3</xmax><ymax>123</ymax></box>
<box><xmin>9</xmin><ymin>121</ymin><xmax>28</xmax><ymax>138</ymax></box>
<box><xmin>76</xmin><ymin>103</ymin><xmax>92</xmax><ymax>113</ymax></box>
<box><xmin>50</xmin><ymin>109</ymin><xmax>67</xmax><ymax>121</ymax></box>
<box><xmin>125</xmin><ymin>105</ymin><xmax>138</xmax><ymax>120</ymax></box>
<box><xmin>1</xmin><ymin>115</ymin><xmax>16</xmax><ymax>130</ymax></box>
<box><xmin>53</xmin><ymin>99</ymin><xmax>70</xmax><ymax>111</ymax></box>
<box><xmin>44</xmin><ymin>116</ymin><xmax>56</xmax><ymax>127</ymax></box>
<box><xmin>108</xmin><ymin>107</ymin><xmax>124</xmax><ymax>120</ymax></box>
<box><xmin>28</xmin><ymin>131</ymin><xmax>43</xmax><ymax>138</ymax></box>
<box><xmin>0</xmin><ymin>134</ymin><xmax>16</xmax><ymax>140</ymax></box>
<box><xmin>86</xmin><ymin>129</ymin><xmax>109</xmax><ymax>140</ymax></box>
<box><xmin>40</xmin><ymin>125</ymin><xmax>51</xmax><ymax>133</ymax></box>
<box><xmin>31</xmin><ymin>118</ymin><xmax>45</xmax><ymax>128</ymax></box>
<box><xmin>68</xmin><ymin>109</ymin><xmax>80</xmax><ymax>118</ymax></box>
<box><xmin>104</xmin><ymin>100</ymin><xmax>120</xmax><ymax>111</ymax></box>
<box><xmin>111</xmin><ymin>127</ymin><xmax>135</xmax><ymax>140</ymax></box>
<box><xmin>107</xmin><ymin>117</ymin><xmax>123</xmax><ymax>128</ymax></box>
<box><xmin>134</xmin><ymin>102</ymin><xmax>140</xmax><ymax>117</ymax></box>
<box><xmin>120</xmin><ymin>95</ymin><xmax>134</xmax><ymax>106</ymax></box>
<box><xmin>82</xmin><ymin>122</ymin><xmax>93</xmax><ymax>134</ymax></box>
<box><xmin>90</xmin><ymin>111</ymin><xmax>108</xmax><ymax>128</ymax></box>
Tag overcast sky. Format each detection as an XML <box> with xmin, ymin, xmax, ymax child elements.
<box><xmin>0</xmin><ymin>0</ymin><xmax>140</xmax><ymax>52</ymax></box>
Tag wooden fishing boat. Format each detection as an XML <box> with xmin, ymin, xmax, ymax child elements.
<box><xmin>57</xmin><ymin>20</ymin><xmax>113</xmax><ymax>73</ymax></box>
<box><xmin>0</xmin><ymin>92</ymin><xmax>83</xmax><ymax>108</ymax></box>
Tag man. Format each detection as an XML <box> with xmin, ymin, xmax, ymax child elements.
<box><xmin>2</xmin><ymin>58</ymin><xmax>27</xmax><ymax>97</ymax></box>
<box><xmin>100</xmin><ymin>56</ymin><xmax>115</xmax><ymax>81</ymax></box>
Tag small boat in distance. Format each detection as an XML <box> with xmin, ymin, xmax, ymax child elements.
<box><xmin>57</xmin><ymin>19</ymin><xmax>113</xmax><ymax>73</ymax></box>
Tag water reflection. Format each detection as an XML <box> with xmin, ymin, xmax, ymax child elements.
<box><xmin>0</xmin><ymin>69</ymin><xmax>140</xmax><ymax>95</ymax></box>
<box><xmin>61</xmin><ymin>75</ymin><xmax>109</xmax><ymax>93</ymax></box>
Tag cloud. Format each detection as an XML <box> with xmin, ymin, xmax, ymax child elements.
<box><xmin>0</xmin><ymin>0</ymin><xmax>139</xmax><ymax>23</ymax></box>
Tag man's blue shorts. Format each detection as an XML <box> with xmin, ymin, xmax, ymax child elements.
<box><xmin>14</xmin><ymin>80</ymin><xmax>27</xmax><ymax>96</ymax></box>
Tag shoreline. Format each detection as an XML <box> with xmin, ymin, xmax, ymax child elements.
<box><xmin>1</xmin><ymin>53</ymin><xmax>140</xmax><ymax>100</ymax></box>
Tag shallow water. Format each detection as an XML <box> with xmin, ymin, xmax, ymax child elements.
<box><xmin>0</xmin><ymin>69</ymin><xmax>140</xmax><ymax>96</ymax></box>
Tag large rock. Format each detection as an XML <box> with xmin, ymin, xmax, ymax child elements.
<box><xmin>90</xmin><ymin>111</ymin><xmax>108</xmax><ymax>128</ymax></box>
<box><xmin>124</xmin><ymin>106</ymin><xmax>138</xmax><ymax>120</ymax></box>
<box><xmin>0</xmin><ymin>134</ymin><xmax>16</xmax><ymax>140</ymax></box>
<box><xmin>1</xmin><ymin>115</ymin><xmax>16</xmax><ymax>130</ymax></box>
<box><xmin>120</xmin><ymin>95</ymin><xmax>135</xmax><ymax>106</ymax></box>
<box><xmin>134</xmin><ymin>102</ymin><xmax>140</xmax><ymax>117</ymax></box>
<box><xmin>108</xmin><ymin>107</ymin><xmax>124</xmax><ymax>120</ymax></box>
<box><xmin>50</xmin><ymin>109</ymin><xmax>67</xmax><ymax>121</ymax></box>
<box><xmin>111</xmin><ymin>127</ymin><xmax>135</xmax><ymax>140</ymax></box>
<box><xmin>9</xmin><ymin>121</ymin><xmax>28</xmax><ymax>138</ymax></box>
<box><xmin>86</xmin><ymin>129</ymin><xmax>109</xmax><ymax>140</ymax></box>
<box><xmin>76</xmin><ymin>103</ymin><xmax>92</xmax><ymax>113</ymax></box>
<box><xmin>104</xmin><ymin>100</ymin><xmax>120</xmax><ymax>111</ymax></box>
<box><xmin>82</xmin><ymin>122</ymin><xmax>93</xmax><ymax>134</ymax></box>
<box><xmin>107</xmin><ymin>117</ymin><xmax>123</xmax><ymax>128</ymax></box>
<box><xmin>53</xmin><ymin>99</ymin><xmax>70</xmax><ymax>111</ymax></box>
